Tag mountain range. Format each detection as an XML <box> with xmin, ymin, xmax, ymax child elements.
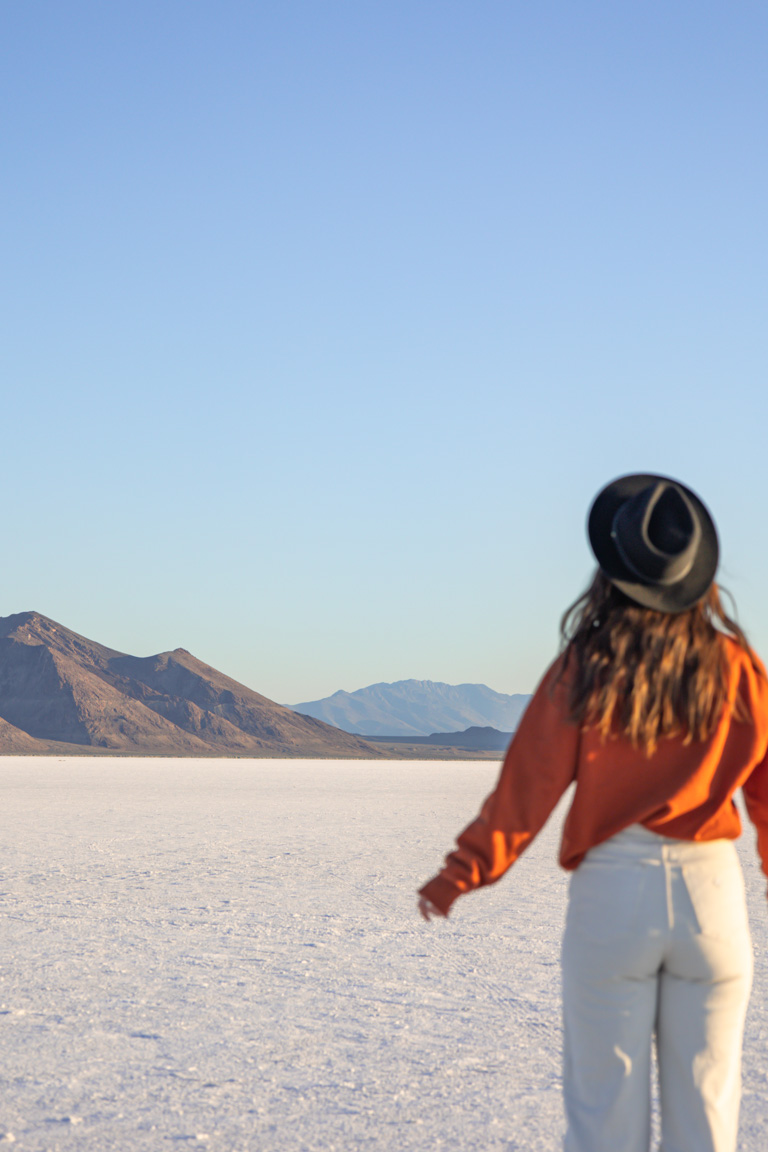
<box><xmin>290</xmin><ymin>679</ymin><xmax>531</xmax><ymax>737</ymax></box>
<box><xmin>365</xmin><ymin>725</ymin><xmax>514</xmax><ymax>751</ymax></box>
<box><xmin>0</xmin><ymin>612</ymin><xmax>380</xmax><ymax>757</ymax></box>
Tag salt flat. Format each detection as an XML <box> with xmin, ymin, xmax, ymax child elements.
<box><xmin>0</xmin><ymin>758</ymin><xmax>766</xmax><ymax>1151</ymax></box>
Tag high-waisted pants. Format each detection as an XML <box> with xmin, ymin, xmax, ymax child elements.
<box><xmin>561</xmin><ymin>825</ymin><xmax>753</xmax><ymax>1152</ymax></box>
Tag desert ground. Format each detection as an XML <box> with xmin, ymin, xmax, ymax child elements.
<box><xmin>0</xmin><ymin>757</ymin><xmax>766</xmax><ymax>1151</ymax></box>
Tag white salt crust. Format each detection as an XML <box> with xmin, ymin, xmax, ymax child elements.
<box><xmin>0</xmin><ymin>757</ymin><xmax>765</xmax><ymax>1150</ymax></box>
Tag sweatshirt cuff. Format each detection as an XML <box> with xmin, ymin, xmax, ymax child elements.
<box><xmin>419</xmin><ymin>874</ymin><xmax>462</xmax><ymax>916</ymax></box>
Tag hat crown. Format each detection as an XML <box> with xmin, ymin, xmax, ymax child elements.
<box><xmin>611</xmin><ymin>482</ymin><xmax>702</xmax><ymax>587</ymax></box>
<box><xmin>587</xmin><ymin>472</ymin><xmax>718</xmax><ymax>612</ymax></box>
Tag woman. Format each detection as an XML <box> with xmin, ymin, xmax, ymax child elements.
<box><xmin>418</xmin><ymin>473</ymin><xmax>768</xmax><ymax>1152</ymax></box>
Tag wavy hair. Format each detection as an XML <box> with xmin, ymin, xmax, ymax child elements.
<box><xmin>558</xmin><ymin>570</ymin><xmax>760</xmax><ymax>754</ymax></box>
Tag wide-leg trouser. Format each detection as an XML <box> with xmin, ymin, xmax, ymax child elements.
<box><xmin>561</xmin><ymin>824</ymin><xmax>753</xmax><ymax>1152</ymax></box>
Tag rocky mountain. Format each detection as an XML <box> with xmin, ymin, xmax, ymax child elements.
<box><xmin>0</xmin><ymin>612</ymin><xmax>382</xmax><ymax>758</ymax></box>
<box><xmin>290</xmin><ymin>679</ymin><xmax>531</xmax><ymax>737</ymax></box>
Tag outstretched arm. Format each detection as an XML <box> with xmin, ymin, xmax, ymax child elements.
<box><xmin>417</xmin><ymin>657</ymin><xmax>579</xmax><ymax>917</ymax></box>
<box><xmin>743</xmin><ymin>748</ymin><xmax>768</xmax><ymax>895</ymax></box>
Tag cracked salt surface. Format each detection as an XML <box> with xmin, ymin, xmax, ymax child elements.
<box><xmin>0</xmin><ymin>757</ymin><xmax>766</xmax><ymax>1150</ymax></box>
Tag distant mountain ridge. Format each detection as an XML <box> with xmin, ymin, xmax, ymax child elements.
<box><xmin>366</xmin><ymin>725</ymin><xmax>513</xmax><ymax>751</ymax></box>
<box><xmin>290</xmin><ymin>679</ymin><xmax>530</xmax><ymax>737</ymax></box>
<box><xmin>0</xmin><ymin>612</ymin><xmax>381</xmax><ymax>758</ymax></box>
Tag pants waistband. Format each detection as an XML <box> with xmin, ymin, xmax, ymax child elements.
<box><xmin>584</xmin><ymin>823</ymin><xmax>738</xmax><ymax>866</ymax></box>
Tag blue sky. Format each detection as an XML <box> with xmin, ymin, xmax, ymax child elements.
<box><xmin>2</xmin><ymin>2</ymin><xmax>767</xmax><ymax>703</ymax></box>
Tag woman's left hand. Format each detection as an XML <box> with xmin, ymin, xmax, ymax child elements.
<box><xmin>418</xmin><ymin>896</ymin><xmax>447</xmax><ymax>921</ymax></box>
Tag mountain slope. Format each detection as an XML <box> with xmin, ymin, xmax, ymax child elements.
<box><xmin>0</xmin><ymin>612</ymin><xmax>382</xmax><ymax>757</ymax></box>
<box><xmin>290</xmin><ymin>679</ymin><xmax>531</xmax><ymax>737</ymax></box>
<box><xmin>0</xmin><ymin>714</ymin><xmax>53</xmax><ymax>753</ymax></box>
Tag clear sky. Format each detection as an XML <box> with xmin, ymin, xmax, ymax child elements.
<box><xmin>2</xmin><ymin>2</ymin><xmax>767</xmax><ymax>704</ymax></box>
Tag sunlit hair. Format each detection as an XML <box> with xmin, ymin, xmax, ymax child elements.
<box><xmin>557</xmin><ymin>570</ymin><xmax>761</xmax><ymax>755</ymax></box>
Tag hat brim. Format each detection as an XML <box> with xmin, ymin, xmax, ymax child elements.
<box><xmin>588</xmin><ymin>473</ymin><xmax>719</xmax><ymax>613</ymax></box>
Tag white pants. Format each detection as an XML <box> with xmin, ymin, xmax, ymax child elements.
<box><xmin>561</xmin><ymin>824</ymin><xmax>753</xmax><ymax>1152</ymax></box>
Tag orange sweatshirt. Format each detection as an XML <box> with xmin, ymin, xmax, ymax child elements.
<box><xmin>419</xmin><ymin>639</ymin><xmax>768</xmax><ymax>916</ymax></box>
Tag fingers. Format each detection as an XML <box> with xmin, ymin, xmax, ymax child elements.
<box><xmin>418</xmin><ymin>896</ymin><xmax>446</xmax><ymax>921</ymax></box>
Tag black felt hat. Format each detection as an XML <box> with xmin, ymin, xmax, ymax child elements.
<box><xmin>588</xmin><ymin>473</ymin><xmax>719</xmax><ymax>613</ymax></box>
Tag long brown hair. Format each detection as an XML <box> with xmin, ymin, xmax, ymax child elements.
<box><xmin>558</xmin><ymin>570</ymin><xmax>760</xmax><ymax>754</ymax></box>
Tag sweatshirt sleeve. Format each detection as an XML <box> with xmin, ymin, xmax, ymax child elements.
<box><xmin>418</xmin><ymin>657</ymin><xmax>580</xmax><ymax>916</ymax></box>
<box><xmin>743</xmin><ymin>759</ymin><xmax>768</xmax><ymax>892</ymax></box>
<box><xmin>737</xmin><ymin>658</ymin><xmax>768</xmax><ymax>896</ymax></box>
<box><xmin>742</xmin><ymin>738</ymin><xmax>768</xmax><ymax>894</ymax></box>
